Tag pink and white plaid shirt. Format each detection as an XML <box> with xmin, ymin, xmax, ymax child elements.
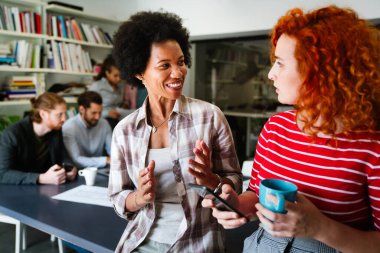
<box><xmin>108</xmin><ymin>95</ymin><xmax>242</xmax><ymax>253</ymax></box>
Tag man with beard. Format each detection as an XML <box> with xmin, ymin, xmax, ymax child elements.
<box><xmin>0</xmin><ymin>92</ymin><xmax>77</xmax><ymax>184</ymax></box>
<box><xmin>62</xmin><ymin>91</ymin><xmax>112</xmax><ymax>169</ymax></box>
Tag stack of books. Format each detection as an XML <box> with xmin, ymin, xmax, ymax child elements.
<box><xmin>0</xmin><ymin>41</ymin><xmax>42</xmax><ymax>69</ymax></box>
<box><xmin>5</xmin><ymin>75</ymin><xmax>37</xmax><ymax>100</ymax></box>
<box><xmin>0</xmin><ymin>43</ymin><xmax>17</xmax><ymax>67</ymax></box>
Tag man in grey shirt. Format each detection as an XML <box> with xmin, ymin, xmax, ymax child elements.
<box><xmin>62</xmin><ymin>91</ymin><xmax>112</xmax><ymax>169</ymax></box>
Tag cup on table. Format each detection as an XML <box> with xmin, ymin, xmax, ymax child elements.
<box><xmin>259</xmin><ymin>178</ymin><xmax>297</xmax><ymax>214</ymax></box>
<box><xmin>78</xmin><ymin>167</ymin><xmax>98</xmax><ymax>186</ymax></box>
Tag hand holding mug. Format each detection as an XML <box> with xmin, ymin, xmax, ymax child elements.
<box><xmin>259</xmin><ymin>178</ymin><xmax>298</xmax><ymax>214</ymax></box>
<box><xmin>256</xmin><ymin>193</ymin><xmax>326</xmax><ymax>239</ymax></box>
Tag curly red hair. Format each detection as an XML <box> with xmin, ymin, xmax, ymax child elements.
<box><xmin>271</xmin><ymin>5</ymin><xmax>380</xmax><ymax>136</ymax></box>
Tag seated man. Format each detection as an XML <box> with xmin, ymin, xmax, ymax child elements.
<box><xmin>0</xmin><ymin>92</ymin><xmax>77</xmax><ymax>185</ymax></box>
<box><xmin>62</xmin><ymin>91</ymin><xmax>111</xmax><ymax>169</ymax></box>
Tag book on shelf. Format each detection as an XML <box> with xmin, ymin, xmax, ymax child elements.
<box><xmin>104</xmin><ymin>32</ymin><xmax>113</xmax><ymax>44</ymax></box>
<box><xmin>10</xmin><ymin>74</ymin><xmax>38</xmax><ymax>83</ymax></box>
<box><xmin>19</xmin><ymin>10</ymin><xmax>25</xmax><ymax>32</ymax></box>
<box><xmin>0</xmin><ymin>43</ymin><xmax>11</xmax><ymax>54</ymax></box>
<box><xmin>0</xmin><ymin>5</ymin><xmax>5</xmax><ymax>30</ymax></box>
<box><xmin>48</xmin><ymin>40</ymin><xmax>93</xmax><ymax>72</ymax></box>
<box><xmin>65</xmin><ymin>18</ymin><xmax>74</xmax><ymax>39</ymax></box>
<box><xmin>70</xmin><ymin>18</ymin><xmax>83</xmax><ymax>40</ymax></box>
<box><xmin>6</xmin><ymin>94</ymin><xmax>36</xmax><ymax>100</ymax></box>
<box><xmin>57</xmin><ymin>16</ymin><xmax>67</xmax><ymax>38</ymax></box>
<box><xmin>51</xmin><ymin>15</ymin><xmax>58</xmax><ymax>37</ymax></box>
<box><xmin>1</xmin><ymin>5</ymin><xmax>14</xmax><ymax>31</ymax></box>
<box><xmin>0</xmin><ymin>57</ymin><xmax>16</xmax><ymax>64</ymax></box>
<box><xmin>0</xmin><ymin>40</ymin><xmax>42</xmax><ymax>69</ymax></box>
<box><xmin>50</xmin><ymin>40</ymin><xmax>62</xmax><ymax>70</ymax></box>
<box><xmin>10</xmin><ymin>7</ymin><xmax>21</xmax><ymax>32</ymax></box>
<box><xmin>34</xmin><ymin>12</ymin><xmax>41</xmax><ymax>34</ymax></box>
<box><xmin>46</xmin><ymin>15</ymin><xmax>112</xmax><ymax>46</ymax></box>
<box><xmin>0</xmin><ymin>5</ymin><xmax>40</xmax><ymax>34</ymax></box>
<box><xmin>5</xmin><ymin>75</ymin><xmax>38</xmax><ymax>100</ymax></box>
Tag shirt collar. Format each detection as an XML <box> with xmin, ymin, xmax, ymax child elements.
<box><xmin>75</xmin><ymin>114</ymin><xmax>88</xmax><ymax>129</ymax></box>
<box><xmin>135</xmin><ymin>95</ymin><xmax>192</xmax><ymax>127</ymax></box>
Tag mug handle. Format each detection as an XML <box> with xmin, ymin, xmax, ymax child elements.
<box><xmin>78</xmin><ymin>170</ymin><xmax>84</xmax><ymax>176</ymax></box>
<box><xmin>275</xmin><ymin>193</ymin><xmax>285</xmax><ymax>213</ymax></box>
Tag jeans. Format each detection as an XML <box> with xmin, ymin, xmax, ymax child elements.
<box><xmin>243</xmin><ymin>227</ymin><xmax>340</xmax><ymax>253</ymax></box>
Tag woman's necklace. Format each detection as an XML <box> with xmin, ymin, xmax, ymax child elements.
<box><xmin>149</xmin><ymin>112</ymin><xmax>169</xmax><ymax>133</ymax></box>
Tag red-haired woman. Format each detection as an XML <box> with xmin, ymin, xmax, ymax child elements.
<box><xmin>203</xmin><ymin>5</ymin><xmax>380</xmax><ymax>252</ymax></box>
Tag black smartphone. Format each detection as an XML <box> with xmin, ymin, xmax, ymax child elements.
<box><xmin>61</xmin><ymin>163</ymin><xmax>74</xmax><ymax>172</ymax></box>
<box><xmin>187</xmin><ymin>183</ymin><xmax>249</xmax><ymax>219</ymax></box>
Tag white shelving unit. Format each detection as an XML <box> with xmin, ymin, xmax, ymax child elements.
<box><xmin>45</xmin><ymin>4</ymin><xmax>119</xmax><ymax>24</ymax></box>
<box><xmin>0</xmin><ymin>0</ymin><xmax>120</xmax><ymax>116</ymax></box>
<box><xmin>0</xmin><ymin>29</ymin><xmax>48</xmax><ymax>39</ymax></box>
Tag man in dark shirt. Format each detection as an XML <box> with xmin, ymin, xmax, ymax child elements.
<box><xmin>0</xmin><ymin>92</ymin><xmax>77</xmax><ymax>184</ymax></box>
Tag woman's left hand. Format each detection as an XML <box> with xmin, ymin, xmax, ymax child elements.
<box><xmin>255</xmin><ymin>194</ymin><xmax>325</xmax><ymax>239</ymax></box>
<box><xmin>188</xmin><ymin>140</ymin><xmax>219</xmax><ymax>189</ymax></box>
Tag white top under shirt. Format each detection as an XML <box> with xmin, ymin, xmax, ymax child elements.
<box><xmin>146</xmin><ymin>148</ymin><xmax>184</xmax><ymax>244</ymax></box>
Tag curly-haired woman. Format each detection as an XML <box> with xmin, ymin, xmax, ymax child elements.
<box><xmin>108</xmin><ymin>11</ymin><xmax>242</xmax><ymax>253</ymax></box>
<box><xmin>203</xmin><ymin>5</ymin><xmax>380</xmax><ymax>253</ymax></box>
<box><xmin>89</xmin><ymin>54</ymin><xmax>130</xmax><ymax>129</ymax></box>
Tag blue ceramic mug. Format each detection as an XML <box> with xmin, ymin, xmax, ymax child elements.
<box><xmin>259</xmin><ymin>179</ymin><xmax>298</xmax><ymax>214</ymax></box>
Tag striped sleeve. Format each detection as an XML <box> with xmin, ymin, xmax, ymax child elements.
<box><xmin>366</xmin><ymin>151</ymin><xmax>380</xmax><ymax>230</ymax></box>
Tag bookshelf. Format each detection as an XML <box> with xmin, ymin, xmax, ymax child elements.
<box><xmin>0</xmin><ymin>0</ymin><xmax>120</xmax><ymax>116</ymax></box>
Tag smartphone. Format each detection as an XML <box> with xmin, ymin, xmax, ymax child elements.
<box><xmin>61</xmin><ymin>163</ymin><xmax>74</xmax><ymax>172</ymax></box>
<box><xmin>187</xmin><ymin>183</ymin><xmax>249</xmax><ymax>219</ymax></box>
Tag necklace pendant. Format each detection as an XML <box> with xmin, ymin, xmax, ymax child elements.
<box><xmin>152</xmin><ymin>126</ymin><xmax>157</xmax><ymax>133</ymax></box>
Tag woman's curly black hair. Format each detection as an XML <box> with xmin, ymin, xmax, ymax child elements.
<box><xmin>112</xmin><ymin>11</ymin><xmax>192</xmax><ymax>87</ymax></box>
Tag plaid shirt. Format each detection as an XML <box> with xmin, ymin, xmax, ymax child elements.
<box><xmin>108</xmin><ymin>95</ymin><xmax>242</xmax><ymax>253</ymax></box>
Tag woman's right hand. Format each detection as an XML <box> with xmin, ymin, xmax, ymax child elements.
<box><xmin>202</xmin><ymin>184</ymin><xmax>248</xmax><ymax>229</ymax></box>
<box><xmin>135</xmin><ymin>160</ymin><xmax>156</xmax><ymax>209</ymax></box>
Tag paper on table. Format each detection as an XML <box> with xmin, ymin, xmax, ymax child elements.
<box><xmin>52</xmin><ymin>185</ymin><xmax>113</xmax><ymax>207</ymax></box>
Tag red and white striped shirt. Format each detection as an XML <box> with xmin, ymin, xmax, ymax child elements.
<box><xmin>249</xmin><ymin>110</ymin><xmax>380</xmax><ymax>231</ymax></box>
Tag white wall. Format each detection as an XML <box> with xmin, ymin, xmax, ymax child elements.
<box><xmin>128</xmin><ymin>0</ymin><xmax>380</xmax><ymax>37</ymax></box>
<box><xmin>46</xmin><ymin>0</ymin><xmax>380</xmax><ymax>37</ymax></box>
